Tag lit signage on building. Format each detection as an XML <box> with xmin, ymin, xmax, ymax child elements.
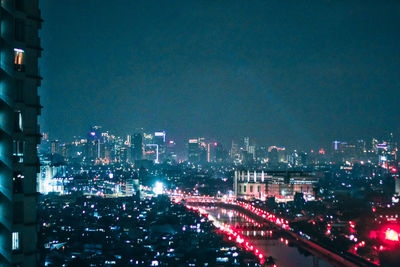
<box><xmin>154</xmin><ymin>131</ymin><xmax>166</xmax><ymax>137</ymax></box>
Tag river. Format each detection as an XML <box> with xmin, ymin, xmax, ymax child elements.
<box><xmin>203</xmin><ymin>205</ymin><xmax>333</xmax><ymax>267</ymax></box>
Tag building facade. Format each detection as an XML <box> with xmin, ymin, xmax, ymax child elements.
<box><xmin>234</xmin><ymin>170</ymin><xmax>318</xmax><ymax>202</ymax></box>
<box><xmin>188</xmin><ymin>139</ymin><xmax>200</xmax><ymax>163</ymax></box>
<box><xmin>1</xmin><ymin>0</ymin><xmax>42</xmax><ymax>266</ymax></box>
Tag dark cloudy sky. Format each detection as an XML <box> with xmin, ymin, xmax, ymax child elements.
<box><xmin>39</xmin><ymin>0</ymin><xmax>400</xmax><ymax>149</ymax></box>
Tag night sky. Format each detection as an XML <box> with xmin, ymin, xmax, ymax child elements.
<box><xmin>39</xmin><ymin>0</ymin><xmax>400</xmax><ymax>149</ymax></box>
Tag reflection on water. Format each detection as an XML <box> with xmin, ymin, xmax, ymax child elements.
<box><xmin>205</xmin><ymin>206</ymin><xmax>333</xmax><ymax>267</ymax></box>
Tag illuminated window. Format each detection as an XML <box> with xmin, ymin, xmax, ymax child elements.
<box><xmin>19</xmin><ymin>112</ymin><xmax>23</xmax><ymax>130</ymax></box>
<box><xmin>13</xmin><ymin>140</ymin><xmax>24</xmax><ymax>162</ymax></box>
<box><xmin>14</xmin><ymin>48</ymin><xmax>24</xmax><ymax>71</ymax></box>
<box><xmin>14</xmin><ymin>49</ymin><xmax>24</xmax><ymax>64</ymax></box>
<box><xmin>15</xmin><ymin>111</ymin><xmax>23</xmax><ymax>131</ymax></box>
<box><xmin>12</xmin><ymin>232</ymin><xmax>20</xmax><ymax>250</ymax></box>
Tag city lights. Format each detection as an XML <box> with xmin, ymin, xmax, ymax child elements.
<box><xmin>153</xmin><ymin>182</ymin><xmax>164</xmax><ymax>195</ymax></box>
<box><xmin>385</xmin><ymin>228</ymin><xmax>399</xmax><ymax>242</ymax></box>
<box><xmin>4</xmin><ymin>0</ymin><xmax>400</xmax><ymax>266</ymax></box>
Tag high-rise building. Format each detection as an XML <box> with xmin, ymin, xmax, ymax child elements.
<box><xmin>85</xmin><ymin>126</ymin><xmax>102</xmax><ymax>161</ymax></box>
<box><xmin>188</xmin><ymin>139</ymin><xmax>200</xmax><ymax>163</ymax></box>
<box><xmin>187</xmin><ymin>138</ymin><xmax>207</xmax><ymax>164</ymax></box>
<box><xmin>144</xmin><ymin>144</ymin><xmax>159</xmax><ymax>163</ymax></box>
<box><xmin>243</xmin><ymin>137</ymin><xmax>250</xmax><ymax>151</ymax></box>
<box><xmin>215</xmin><ymin>143</ymin><xmax>227</xmax><ymax>163</ymax></box>
<box><xmin>198</xmin><ymin>138</ymin><xmax>207</xmax><ymax>164</ymax></box>
<box><xmin>207</xmin><ymin>142</ymin><xmax>218</xmax><ymax>163</ymax></box>
<box><xmin>230</xmin><ymin>141</ymin><xmax>240</xmax><ymax>163</ymax></box>
<box><xmin>133</xmin><ymin>133</ymin><xmax>143</xmax><ymax>161</ymax></box>
<box><xmin>248</xmin><ymin>145</ymin><xmax>256</xmax><ymax>160</ymax></box>
<box><xmin>268</xmin><ymin>147</ymin><xmax>279</xmax><ymax>166</ymax></box>
<box><xmin>154</xmin><ymin>131</ymin><xmax>166</xmax><ymax>161</ymax></box>
<box><xmin>166</xmin><ymin>140</ymin><xmax>177</xmax><ymax>162</ymax></box>
<box><xmin>50</xmin><ymin>139</ymin><xmax>60</xmax><ymax>154</ymax></box>
<box><xmin>0</xmin><ymin>0</ymin><xmax>42</xmax><ymax>266</ymax></box>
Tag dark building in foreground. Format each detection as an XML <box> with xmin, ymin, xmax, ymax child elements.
<box><xmin>0</xmin><ymin>0</ymin><xmax>42</xmax><ymax>266</ymax></box>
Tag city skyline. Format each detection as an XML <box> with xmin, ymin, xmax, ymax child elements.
<box><xmin>42</xmin><ymin>125</ymin><xmax>399</xmax><ymax>152</ymax></box>
<box><xmin>5</xmin><ymin>0</ymin><xmax>399</xmax><ymax>265</ymax></box>
<box><xmin>41</xmin><ymin>124</ymin><xmax>399</xmax><ymax>167</ymax></box>
<box><xmin>39</xmin><ymin>0</ymin><xmax>400</xmax><ymax>149</ymax></box>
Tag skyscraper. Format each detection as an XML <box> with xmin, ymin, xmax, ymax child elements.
<box><xmin>188</xmin><ymin>139</ymin><xmax>200</xmax><ymax>163</ymax></box>
<box><xmin>133</xmin><ymin>133</ymin><xmax>143</xmax><ymax>161</ymax></box>
<box><xmin>154</xmin><ymin>131</ymin><xmax>166</xmax><ymax>162</ymax></box>
<box><xmin>243</xmin><ymin>137</ymin><xmax>250</xmax><ymax>151</ymax></box>
<box><xmin>0</xmin><ymin>0</ymin><xmax>42</xmax><ymax>266</ymax></box>
<box><xmin>166</xmin><ymin>140</ymin><xmax>177</xmax><ymax>162</ymax></box>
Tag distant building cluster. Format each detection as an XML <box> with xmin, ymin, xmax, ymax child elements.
<box><xmin>43</xmin><ymin>127</ymin><xmax>177</xmax><ymax>166</ymax></box>
<box><xmin>41</xmin><ymin>127</ymin><xmax>399</xmax><ymax>171</ymax></box>
<box><xmin>332</xmin><ymin>135</ymin><xmax>398</xmax><ymax>168</ymax></box>
<box><xmin>38</xmin><ymin>128</ymin><xmax>400</xmax><ymax>196</ymax></box>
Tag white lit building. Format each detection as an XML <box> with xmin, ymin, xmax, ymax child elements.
<box><xmin>234</xmin><ymin>170</ymin><xmax>318</xmax><ymax>202</ymax></box>
<box><xmin>38</xmin><ymin>160</ymin><xmax>66</xmax><ymax>194</ymax></box>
